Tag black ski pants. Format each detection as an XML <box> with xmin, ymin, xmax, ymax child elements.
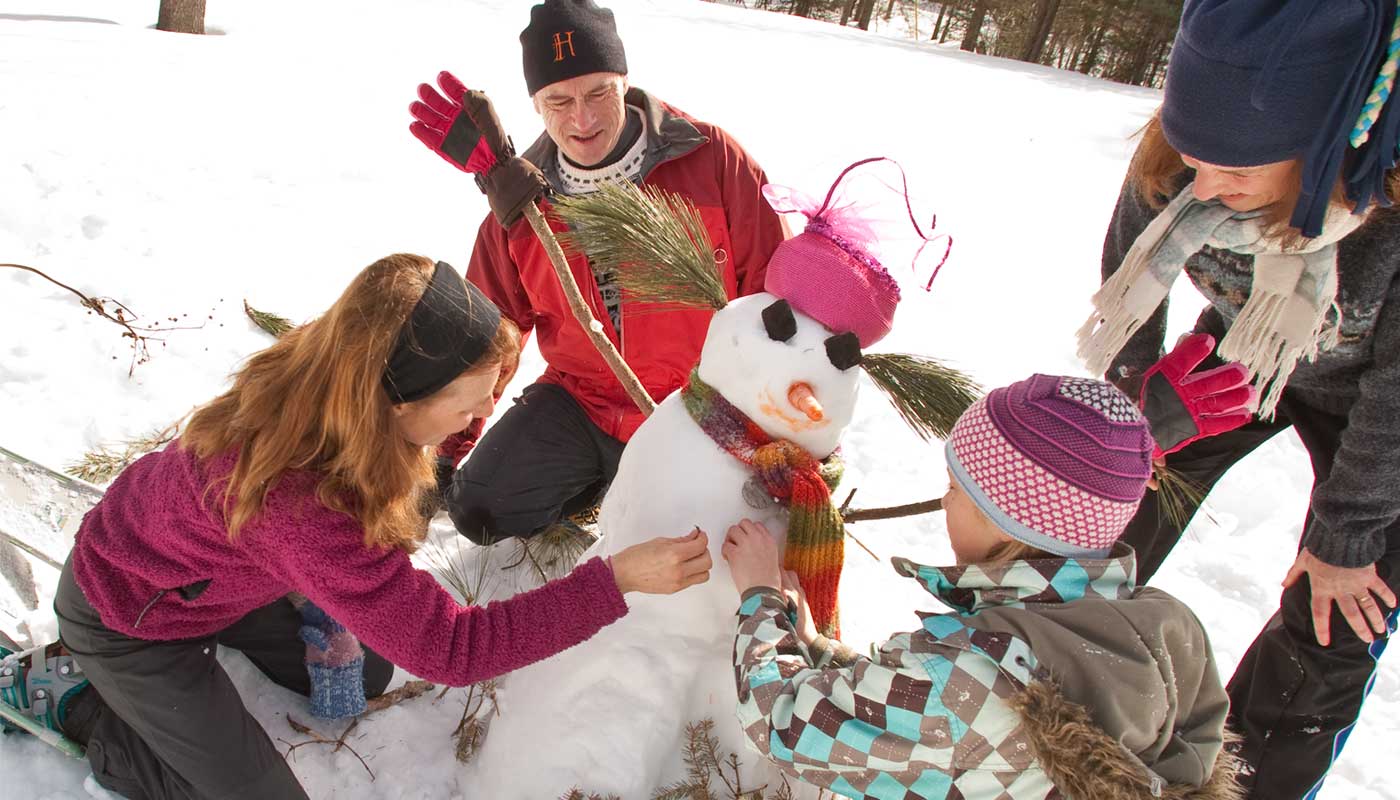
<box><xmin>1121</xmin><ymin>392</ymin><xmax>1400</xmax><ymax>800</ymax></box>
<box><xmin>446</xmin><ymin>382</ymin><xmax>625</xmax><ymax>544</ymax></box>
<box><xmin>53</xmin><ymin>560</ymin><xmax>393</xmax><ymax>800</ymax></box>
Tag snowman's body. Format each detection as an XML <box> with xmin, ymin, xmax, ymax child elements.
<box><xmin>469</xmin><ymin>293</ymin><xmax>859</xmax><ymax>799</ymax></box>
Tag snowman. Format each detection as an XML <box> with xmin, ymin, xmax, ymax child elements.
<box><xmin>467</xmin><ymin>165</ymin><xmax>975</xmax><ymax>799</ymax></box>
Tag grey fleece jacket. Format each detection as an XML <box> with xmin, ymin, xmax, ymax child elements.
<box><xmin>1102</xmin><ymin>175</ymin><xmax>1400</xmax><ymax>568</ymax></box>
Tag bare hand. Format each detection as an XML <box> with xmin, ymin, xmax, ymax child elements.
<box><xmin>611</xmin><ymin>528</ymin><xmax>712</xmax><ymax>594</ymax></box>
<box><xmin>780</xmin><ymin>570</ymin><xmax>819</xmax><ymax>645</ymax></box>
<box><xmin>1282</xmin><ymin>549</ymin><xmax>1396</xmax><ymax>646</ymax></box>
<box><xmin>720</xmin><ymin>518</ymin><xmax>782</xmax><ymax>594</ymax></box>
<box><xmin>1145</xmin><ymin>454</ymin><xmax>1166</xmax><ymax>492</ymax></box>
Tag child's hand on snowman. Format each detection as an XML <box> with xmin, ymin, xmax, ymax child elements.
<box><xmin>779</xmin><ymin>569</ymin><xmax>820</xmax><ymax>645</ymax></box>
<box><xmin>610</xmin><ymin>528</ymin><xmax>712</xmax><ymax>594</ymax></box>
<box><xmin>720</xmin><ymin>519</ymin><xmax>783</xmax><ymax>593</ymax></box>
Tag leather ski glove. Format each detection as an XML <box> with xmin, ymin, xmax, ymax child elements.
<box><xmin>409</xmin><ymin>71</ymin><xmax>549</xmax><ymax>227</ymax></box>
<box><xmin>1140</xmin><ymin>333</ymin><xmax>1256</xmax><ymax>459</ymax></box>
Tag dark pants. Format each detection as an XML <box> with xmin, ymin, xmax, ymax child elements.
<box><xmin>1122</xmin><ymin>393</ymin><xmax>1400</xmax><ymax>800</ymax></box>
<box><xmin>447</xmin><ymin>382</ymin><xmax>625</xmax><ymax>544</ymax></box>
<box><xmin>53</xmin><ymin>561</ymin><xmax>393</xmax><ymax>800</ymax></box>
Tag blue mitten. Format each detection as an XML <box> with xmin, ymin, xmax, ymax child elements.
<box><xmin>296</xmin><ymin>601</ymin><xmax>367</xmax><ymax>719</ymax></box>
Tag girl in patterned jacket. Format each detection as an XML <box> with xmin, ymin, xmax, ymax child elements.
<box><xmin>723</xmin><ymin>373</ymin><xmax>1241</xmax><ymax>800</ymax></box>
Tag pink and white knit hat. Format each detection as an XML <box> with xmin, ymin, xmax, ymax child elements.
<box><xmin>945</xmin><ymin>374</ymin><xmax>1153</xmax><ymax>558</ymax></box>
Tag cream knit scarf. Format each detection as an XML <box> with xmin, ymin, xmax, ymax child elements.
<box><xmin>1078</xmin><ymin>184</ymin><xmax>1366</xmax><ymax>418</ymax></box>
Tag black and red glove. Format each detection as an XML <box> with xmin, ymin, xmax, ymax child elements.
<box><xmin>1139</xmin><ymin>333</ymin><xmax>1257</xmax><ymax>459</ymax></box>
<box><xmin>409</xmin><ymin>71</ymin><xmax>548</xmax><ymax>227</ymax></box>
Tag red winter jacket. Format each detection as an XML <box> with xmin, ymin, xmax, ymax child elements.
<box><xmin>457</xmin><ymin>89</ymin><xmax>785</xmax><ymax>453</ymax></box>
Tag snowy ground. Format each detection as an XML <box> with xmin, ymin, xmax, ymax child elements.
<box><xmin>1</xmin><ymin>0</ymin><xmax>1395</xmax><ymax>798</ymax></box>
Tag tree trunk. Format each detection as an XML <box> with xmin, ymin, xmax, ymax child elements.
<box><xmin>791</xmin><ymin>0</ymin><xmax>814</xmax><ymax>17</ymax></box>
<box><xmin>840</xmin><ymin>0</ymin><xmax>859</xmax><ymax>25</ymax></box>
<box><xmin>1078</xmin><ymin>22</ymin><xmax>1107</xmax><ymax>74</ymax></box>
<box><xmin>1019</xmin><ymin>0</ymin><xmax>1061</xmax><ymax>63</ymax></box>
<box><xmin>857</xmin><ymin>0</ymin><xmax>879</xmax><ymax>29</ymax></box>
<box><xmin>932</xmin><ymin>4</ymin><xmax>948</xmax><ymax>39</ymax></box>
<box><xmin>884</xmin><ymin>0</ymin><xmax>898</xmax><ymax>22</ymax></box>
<box><xmin>156</xmin><ymin>0</ymin><xmax>205</xmax><ymax>34</ymax></box>
<box><xmin>960</xmin><ymin>1</ymin><xmax>989</xmax><ymax>52</ymax></box>
<box><xmin>940</xmin><ymin>5</ymin><xmax>959</xmax><ymax>41</ymax></box>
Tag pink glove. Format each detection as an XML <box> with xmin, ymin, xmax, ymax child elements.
<box><xmin>1139</xmin><ymin>333</ymin><xmax>1257</xmax><ymax>459</ymax></box>
<box><xmin>409</xmin><ymin>72</ymin><xmax>548</xmax><ymax>226</ymax></box>
<box><xmin>409</xmin><ymin>71</ymin><xmax>502</xmax><ymax>174</ymax></box>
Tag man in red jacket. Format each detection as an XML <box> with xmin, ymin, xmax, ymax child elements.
<box><xmin>413</xmin><ymin>0</ymin><xmax>786</xmax><ymax>544</ymax></box>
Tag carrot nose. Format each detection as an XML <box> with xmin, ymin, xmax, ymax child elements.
<box><xmin>788</xmin><ymin>382</ymin><xmax>824</xmax><ymax>422</ymax></box>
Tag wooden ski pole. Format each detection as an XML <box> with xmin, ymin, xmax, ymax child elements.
<box><xmin>521</xmin><ymin>202</ymin><xmax>657</xmax><ymax>417</ymax></box>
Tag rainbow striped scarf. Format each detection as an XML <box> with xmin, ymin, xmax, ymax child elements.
<box><xmin>682</xmin><ymin>369</ymin><xmax>845</xmax><ymax>637</ymax></box>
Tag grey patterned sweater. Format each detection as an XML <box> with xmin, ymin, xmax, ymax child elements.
<box><xmin>1102</xmin><ymin>175</ymin><xmax>1400</xmax><ymax>567</ymax></box>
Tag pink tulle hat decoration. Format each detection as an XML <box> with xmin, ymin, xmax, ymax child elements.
<box><xmin>761</xmin><ymin>157</ymin><xmax>949</xmax><ymax>349</ymax></box>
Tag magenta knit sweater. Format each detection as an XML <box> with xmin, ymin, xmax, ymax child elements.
<box><xmin>69</xmin><ymin>441</ymin><xmax>629</xmax><ymax>686</ymax></box>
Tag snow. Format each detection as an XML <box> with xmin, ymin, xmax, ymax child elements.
<box><xmin>0</xmin><ymin>1</ymin><xmax>1395</xmax><ymax>798</ymax></box>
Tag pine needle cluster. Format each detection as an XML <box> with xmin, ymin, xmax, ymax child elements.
<box><xmin>1154</xmin><ymin>464</ymin><xmax>1207</xmax><ymax>532</ymax></box>
<box><xmin>66</xmin><ymin>422</ymin><xmax>181</xmax><ymax>483</ymax></box>
<box><xmin>420</xmin><ymin>534</ymin><xmax>497</xmax><ymax>607</ymax></box>
<box><xmin>560</xmin><ymin>790</ymin><xmax>621</xmax><ymax>800</ymax></box>
<box><xmin>861</xmin><ymin>353</ymin><xmax>981</xmax><ymax>440</ymax></box>
<box><xmin>522</xmin><ymin>520</ymin><xmax>597</xmax><ymax>582</ymax></box>
<box><xmin>552</xmin><ymin>181</ymin><xmax>728</xmax><ymax>313</ymax></box>
<box><xmin>243</xmin><ymin>299</ymin><xmax>294</xmax><ymax>337</ymax></box>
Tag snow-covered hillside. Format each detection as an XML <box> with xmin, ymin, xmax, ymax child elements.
<box><xmin>1</xmin><ymin>1</ymin><xmax>1393</xmax><ymax>798</ymax></box>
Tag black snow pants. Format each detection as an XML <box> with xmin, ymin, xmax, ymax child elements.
<box><xmin>53</xmin><ymin>560</ymin><xmax>393</xmax><ymax>800</ymax></box>
<box><xmin>446</xmin><ymin>382</ymin><xmax>625</xmax><ymax>544</ymax></box>
<box><xmin>1121</xmin><ymin>391</ymin><xmax>1400</xmax><ymax>800</ymax></box>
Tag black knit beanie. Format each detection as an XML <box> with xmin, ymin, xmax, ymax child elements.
<box><xmin>520</xmin><ymin>0</ymin><xmax>628</xmax><ymax>96</ymax></box>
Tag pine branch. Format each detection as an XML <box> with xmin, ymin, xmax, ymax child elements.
<box><xmin>552</xmin><ymin>181</ymin><xmax>728</xmax><ymax>313</ymax></box>
<box><xmin>66</xmin><ymin>418</ymin><xmax>183</xmax><ymax>483</ymax></box>
<box><xmin>683</xmin><ymin>719</ymin><xmax>719</xmax><ymax>798</ymax></box>
<box><xmin>651</xmin><ymin>784</ymin><xmax>707</xmax><ymax>800</ymax></box>
<box><xmin>243</xmin><ymin>299</ymin><xmax>293</xmax><ymax>337</ymax></box>
<box><xmin>451</xmin><ymin>679</ymin><xmax>499</xmax><ymax>765</ymax></box>
<box><xmin>562</xmin><ymin>790</ymin><xmax>621</xmax><ymax>800</ymax></box>
<box><xmin>862</xmin><ymin>353</ymin><xmax>981</xmax><ymax>441</ymax></box>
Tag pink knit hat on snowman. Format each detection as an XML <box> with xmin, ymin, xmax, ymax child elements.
<box><xmin>762</xmin><ymin>158</ymin><xmax>948</xmax><ymax>348</ymax></box>
<box><xmin>946</xmin><ymin>374</ymin><xmax>1154</xmax><ymax>558</ymax></box>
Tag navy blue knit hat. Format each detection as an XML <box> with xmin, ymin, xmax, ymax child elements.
<box><xmin>520</xmin><ymin>0</ymin><xmax>628</xmax><ymax>97</ymax></box>
<box><xmin>1161</xmin><ymin>0</ymin><xmax>1400</xmax><ymax>237</ymax></box>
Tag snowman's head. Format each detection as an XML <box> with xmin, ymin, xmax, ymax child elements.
<box><xmin>696</xmin><ymin>292</ymin><xmax>860</xmax><ymax>459</ymax></box>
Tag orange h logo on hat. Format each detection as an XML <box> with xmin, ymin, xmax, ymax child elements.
<box><xmin>552</xmin><ymin>31</ymin><xmax>575</xmax><ymax>62</ymax></box>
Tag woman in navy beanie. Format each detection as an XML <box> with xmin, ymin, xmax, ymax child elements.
<box><xmin>1082</xmin><ymin>1</ymin><xmax>1400</xmax><ymax>797</ymax></box>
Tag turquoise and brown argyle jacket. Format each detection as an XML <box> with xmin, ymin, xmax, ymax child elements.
<box><xmin>732</xmin><ymin>546</ymin><xmax>1168</xmax><ymax>799</ymax></box>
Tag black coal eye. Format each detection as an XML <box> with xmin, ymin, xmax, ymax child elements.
<box><xmin>824</xmin><ymin>332</ymin><xmax>862</xmax><ymax>371</ymax></box>
<box><xmin>762</xmin><ymin>299</ymin><xmax>797</xmax><ymax>342</ymax></box>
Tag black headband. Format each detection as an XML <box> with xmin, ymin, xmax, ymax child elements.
<box><xmin>382</xmin><ymin>261</ymin><xmax>502</xmax><ymax>404</ymax></box>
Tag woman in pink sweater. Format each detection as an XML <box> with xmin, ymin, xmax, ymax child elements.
<box><xmin>5</xmin><ymin>254</ymin><xmax>710</xmax><ymax>799</ymax></box>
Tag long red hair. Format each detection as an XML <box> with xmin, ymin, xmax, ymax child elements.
<box><xmin>182</xmin><ymin>254</ymin><xmax>519</xmax><ymax>552</ymax></box>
